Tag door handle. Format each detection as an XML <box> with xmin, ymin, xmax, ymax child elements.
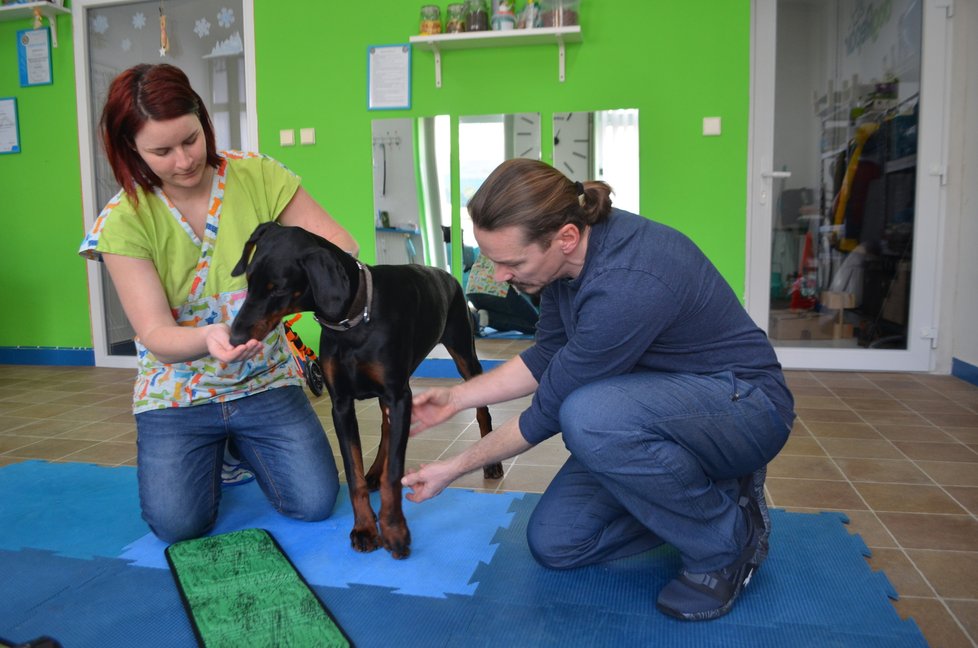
<box><xmin>761</xmin><ymin>171</ymin><xmax>792</xmax><ymax>179</ymax></box>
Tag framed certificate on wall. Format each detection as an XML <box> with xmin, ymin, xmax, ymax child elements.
<box><xmin>18</xmin><ymin>28</ymin><xmax>53</xmax><ymax>87</ymax></box>
<box><xmin>368</xmin><ymin>44</ymin><xmax>411</xmax><ymax>111</ymax></box>
<box><xmin>0</xmin><ymin>98</ymin><xmax>21</xmax><ymax>154</ymax></box>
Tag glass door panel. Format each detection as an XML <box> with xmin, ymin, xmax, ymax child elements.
<box><xmin>75</xmin><ymin>0</ymin><xmax>249</xmax><ymax>365</ymax></box>
<box><xmin>748</xmin><ymin>0</ymin><xmax>943</xmax><ymax>371</ymax></box>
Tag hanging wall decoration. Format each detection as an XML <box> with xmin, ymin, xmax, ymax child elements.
<box><xmin>159</xmin><ymin>1</ymin><xmax>170</xmax><ymax>57</ymax></box>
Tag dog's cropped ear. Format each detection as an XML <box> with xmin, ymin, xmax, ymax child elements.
<box><xmin>232</xmin><ymin>222</ymin><xmax>278</xmax><ymax>277</ymax></box>
<box><xmin>299</xmin><ymin>248</ymin><xmax>353</xmax><ymax>317</ymax></box>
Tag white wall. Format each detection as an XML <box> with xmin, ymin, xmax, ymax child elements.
<box><xmin>944</xmin><ymin>0</ymin><xmax>978</xmax><ymax>372</ymax></box>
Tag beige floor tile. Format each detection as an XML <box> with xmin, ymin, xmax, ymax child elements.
<box><xmin>834</xmin><ymin>457</ymin><xmax>932</xmax><ymax>484</ymax></box>
<box><xmin>905</xmin><ymin>549</ymin><xmax>978</xmax><ymax>599</ymax></box>
<box><xmin>865</xmin><ymin>547</ymin><xmax>935</xmax><ymax>597</ymax></box>
<box><xmin>854</xmin><ymin>483</ymin><xmax>968</xmax><ymax>514</ymax></box>
<box><xmin>766</xmin><ymin>477</ymin><xmax>867</xmax><ymax>510</ymax></box>
<box><xmin>891</xmin><ymin>597</ymin><xmax>975</xmax><ymax>648</ymax></box>
<box><xmin>877</xmin><ymin>512</ymin><xmax>978</xmax><ymax>551</ymax></box>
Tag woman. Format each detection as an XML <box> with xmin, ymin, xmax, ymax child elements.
<box><xmin>79</xmin><ymin>64</ymin><xmax>357</xmax><ymax>543</ymax></box>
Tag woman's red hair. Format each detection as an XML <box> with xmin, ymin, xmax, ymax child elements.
<box><xmin>99</xmin><ymin>64</ymin><xmax>221</xmax><ymax>204</ymax></box>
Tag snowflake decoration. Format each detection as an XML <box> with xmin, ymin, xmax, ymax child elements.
<box><xmin>121</xmin><ymin>38</ymin><xmax>132</xmax><ymax>52</ymax></box>
<box><xmin>91</xmin><ymin>14</ymin><xmax>109</xmax><ymax>35</ymax></box>
<box><xmin>217</xmin><ymin>7</ymin><xmax>235</xmax><ymax>29</ymax></box>
<box><xmin>132</xmin><ymin>12</ymin><xmax>146</xmax><ymax>30</ymax></box>
<box><xmin>194</xmin><ymin>18</ymin><xmax>211</xmax><ymax>38</ymax></box>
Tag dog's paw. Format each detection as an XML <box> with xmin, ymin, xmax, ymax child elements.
<box><xmin>483</xmin><ymin>462</ymin><xmax>504</xmax><ymax>480</ymax></box>
<box><xmin>381</xmin><ymin>527</ymin><xmax>412</xmax><ymax>560</ymax></box>
<box><xmin>349</xmin><ymin>526</ymin><xmax>382</xmax><ymax>553</ymax></box>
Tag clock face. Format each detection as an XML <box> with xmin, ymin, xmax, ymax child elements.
<box><xmin>552</xmin><ymin>112</ymin><xmax>592</xmax><ymax>181</ymax></box>
<box><xmin>511</xmin><ymin>112</ymin><xmax>541</xmax><ymax>160</ymax></box>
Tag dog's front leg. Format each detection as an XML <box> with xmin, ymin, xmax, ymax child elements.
<box><xmin>331</xmin><ymin>396</ymin><xmax>382</xmax><ymax>553</ymax></box>
<box><xmin>378</xmin><ymin>391</ymin><xmax>412</xmax><ymax>559</ymax></box>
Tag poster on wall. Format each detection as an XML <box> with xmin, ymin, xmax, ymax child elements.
<box><xmin>0</xmin><ymin>97</ymin><xmax>20</xmax><ymax>154</ymax></box>
<box><xmin>368</xmin><ymin>44</ymin><xmax>411</xmax><ymax>111</ymax></box>
<box><xmin>17</xmin><ymin>28</ymin><xmax>53</xmax><ymax>87</ymax></box>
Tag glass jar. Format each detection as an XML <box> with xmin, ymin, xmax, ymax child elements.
<box><xmin>465</xmin><ymin>0</ymin><xmax>489</xmax><ymax>31</ymax></box>
<box><xmin>419</xmin><ymin>4</ymin><xmax>442</xmax><ymax>35</ymax></box>
<box><xmin>445</xmin><ymin>3</ymin><xmax>467</xmax><ymax>33</ymax></box>
<box><xmin>540</xmin><ymin>0</ymin><xmax>580</xmax><ymax>27</ymax></box>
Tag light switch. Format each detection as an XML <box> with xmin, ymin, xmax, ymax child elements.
<box><xmin>300</xmin><ymin>128</ymin><xmax>316</xmax><ymax>145</ymax></box>
<box><xmin>703</xmin><ymin>117</ymin><xmax>722</xmax><ymax>136</ymax></box>
<box><xmin>279</xmin><ymin>129</ymin><xmax>295</xmax><ymax>147</ymax></box>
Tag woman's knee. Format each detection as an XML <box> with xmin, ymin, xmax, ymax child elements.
<box><xmin>277</xmin><ymin>477</ymin><xmax>339</xmax><ymax>522</ymax></box>
<box><xmin>142</xmin><ymin>505</ymin><xmax>215</xmax><ymax>543</ymax></box>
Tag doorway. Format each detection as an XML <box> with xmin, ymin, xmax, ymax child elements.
<box><xmin>747</xmin><ymin>0</ymin><xmax>949</xmax><ymax>371</ymax></box>
<box><xmin>73</xmin><ymin>0</ymin><xmax>255</xmax><ymax>367</ymax></box>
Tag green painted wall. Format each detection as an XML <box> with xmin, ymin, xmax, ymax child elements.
<box><xmin>0</xmin><ymin>13</ymin><xmax>87</xmax><ymax>348</ymax></box>
<box><xmin>0</xmin><ymin>1</ymin><xmax>750</xmax><ymax>356</ymax></box>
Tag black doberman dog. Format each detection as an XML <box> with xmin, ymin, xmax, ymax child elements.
<box><xmin>229</xmin><ymin>222</ymin><xmax>503</xmax><ymax>559</ymax></box>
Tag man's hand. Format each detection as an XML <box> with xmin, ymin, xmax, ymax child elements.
<box><xmin>410</xmin><ymin>387</ymin><xmax>460</xmax><ymax>436</ymax></box>
<box><xmin>402</xmin><ymin>460</ymin><xmax>459</xmax><ymax>503</ymax></box>
<box><xmin>205</xmin><ymin>323</ymin><xmax>262</xmax><ymax>363</ymax></box>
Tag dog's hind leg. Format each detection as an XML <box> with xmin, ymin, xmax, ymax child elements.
<box><xmin>443</xmin><ymin>296</ymin><xmax>504</xmax><ymax>480</ymax></box>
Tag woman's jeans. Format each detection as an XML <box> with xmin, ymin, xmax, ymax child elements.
<box><xmin>135</xmin><ymin>386</ymin><xmax>339</xmax><ymax>542</ymax></box>
<box><xmin>526</xmin><ymin>371</ymin><xmax>791</xmax><ymax>574</ymax></box>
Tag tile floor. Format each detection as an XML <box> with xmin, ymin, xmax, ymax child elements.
<box><xmin>1</xmin><ymin>344</ymin><xmax>977</xmax><ymax>647</ymax></box>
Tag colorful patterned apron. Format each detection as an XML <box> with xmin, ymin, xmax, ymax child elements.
<box><xmin>132</xmin><ymin>159</ymin><xmax>301</xmax><ymax>414</ymax></box>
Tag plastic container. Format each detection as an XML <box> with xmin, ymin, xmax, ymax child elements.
<box><xmin>419</xmin><ymin>4</ymin><xmax>442</xmax><ymax>35</ymax></box>
<box><xmin>491</xmin><ymin>0</ymin><xmax>516</xmax><ymax>30</ymax></box>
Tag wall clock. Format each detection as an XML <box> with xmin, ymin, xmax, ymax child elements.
<box><xmin>511</xmin><ymin>112</ymin><xmax>541</xmax><ymax>160</ymax></box>
<box><xmin>552</xmin><ymin>111</ymin><xmax>592</xmax><ymax>181</ymax></box>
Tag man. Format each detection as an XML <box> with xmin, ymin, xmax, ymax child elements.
<box><xmin>402</xmin><ymin>158</ymin><xmax>794</xmax><ymax>621</ymax></box>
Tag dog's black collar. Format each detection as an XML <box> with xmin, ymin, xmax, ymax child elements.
<box><xmin>315</xmin><ymin>261</ymin><xmax>373</xmax><ymax>331</ymax></box>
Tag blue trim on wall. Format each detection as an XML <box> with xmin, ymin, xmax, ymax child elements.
<box><xmin>0</xmin><ymin>350</ymin><xmax>501</xmax><ymax>375</ymax></box>
<box><xmin>0</xmin><ymin>347</ymin><xmax>95</xmax><ymax>367</ymax></box>
<box><xmin>951</xmin><ymin>358</ymin><xmax>978</xmax><ymax>387</ymax></box>
<box><xmin>413</xmin><ymin>358</ymin><xmax>504</xmax><ymax>378</ymax></box>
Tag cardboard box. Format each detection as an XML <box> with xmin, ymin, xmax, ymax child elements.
<box><xmin>820</xmin><ymin>291</ymin><xmax>856</xmax><ymax>310</ymax></box>
<box><xmin>769</xmin><ymin>310</ymin><xmax>835</xmax><ymax>340</ymax></box>
<box><xmin>769</xmin><ymin>310</ymin><xmax>857</xmax><ymax>340</ymax></box>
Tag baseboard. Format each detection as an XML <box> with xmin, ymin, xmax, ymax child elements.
<box><xmin>0</xmin><ymin>347</ymin><xmax>96</xmax><ymax>366</ymax></box>
<box><xmin>951</xmin><ymin>357</ymin><xmax>978</xmax><ymax>387</ymax></box>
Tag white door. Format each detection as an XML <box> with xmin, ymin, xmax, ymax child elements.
<box><xmin>72</xmin><ymin>0</ymin><xmax>256</xmax><ymax>368</ymax></box>
<box><xmin>746</xmin><ymin>0</ymin><xmax>950</xmax><ymax>371</ymax></box>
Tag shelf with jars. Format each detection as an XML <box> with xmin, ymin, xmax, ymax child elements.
<box><xmin>409</xmin><ymin>1</ymin><xmax>582</xmax><ymax>88</ymax></box>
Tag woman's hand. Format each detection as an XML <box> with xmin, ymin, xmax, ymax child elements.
<box><xmin>204</xmin><ymin>323</ymin><xmax>263</xmax><ymax>363</ymax></box>
<box><xmin>410</xmin><ymin>387</ymin><xmax>460</xmax><ymax>436</ymax></box>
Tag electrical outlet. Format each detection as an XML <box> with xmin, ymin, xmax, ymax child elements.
<box><xmin>300</xmin><ymin>128</ymin><xmax>316</xmax><ymax>145</ymax></box>
<box><xmin>279</xmin><ymin>129</ymin><xmax>295</xmax><ymax>147</ymax></box>
<box><xmin>703</xmin><ymin>117</ymin><xmax>722</xmax><ymax>136</ymax></box>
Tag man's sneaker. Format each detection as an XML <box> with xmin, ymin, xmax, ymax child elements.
<box><xmin>739</xmin><ymin>466</ymin><xmax>770</xmax><ymax>567</ymax></box>
<box><xmin>656</xmin><ymin>506</ymin><xmax>762</xmax><ymax>621</ymax></box>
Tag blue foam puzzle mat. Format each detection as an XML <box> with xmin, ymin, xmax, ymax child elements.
<box><xmin>0</xmin><ymin>461</ymin><xmax>926</xmax><ymax>647</ymax></box>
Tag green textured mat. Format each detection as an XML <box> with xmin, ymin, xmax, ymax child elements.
<box><xmin>164</xmin><ymin>528</ymin><xmax>351</xmax><ymax>648</ymax></box>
